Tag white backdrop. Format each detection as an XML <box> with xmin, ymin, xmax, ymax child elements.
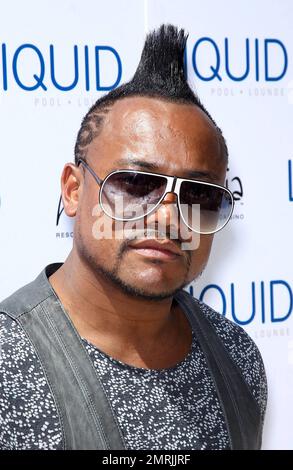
<box><xmin>0</xmin><ymin>0</ymin><xmax>292</xmax><ymax>450</ymax></box>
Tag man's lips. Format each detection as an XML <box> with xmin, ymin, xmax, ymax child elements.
<box><xmin>127</xmin><ymin>239</ymin><xmax>182</xmax><ymax>260</ymax></box>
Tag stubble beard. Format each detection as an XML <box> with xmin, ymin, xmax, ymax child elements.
<box><xmin>76</xmin><ymin>235</ymin><xmax>192</xmax><ymax>301</ymax></box>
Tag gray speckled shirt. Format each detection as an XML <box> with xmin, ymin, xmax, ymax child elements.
<box><xmin>0</xmin><ymin>300</ymin><xmax>267</xmax><ymax>450</ymax></box>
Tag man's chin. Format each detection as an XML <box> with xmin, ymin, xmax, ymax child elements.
<box><xmin>116</xmin><ymin>282</ymin><xmax>184</xmax><ymax>301</ymax></box>
<box><xmin>103</xmin><ymin>269</ymin><xmax>186</xmax><ymax>300</ymax></box>
<box><xmin>86</xmin><ymin>256</ymin><xmax>188</xmax><ymax>300</ymax></box>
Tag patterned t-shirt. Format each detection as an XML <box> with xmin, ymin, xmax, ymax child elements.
<box><xmin>0</xmin><ymin>300</ymin><xmax>267</xmax><ymax>450</ymax></box>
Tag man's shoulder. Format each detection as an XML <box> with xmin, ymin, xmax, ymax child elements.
<box><xmin>0</xmin><ymin>310</ymin><xmax>34</xmax><ymax>362</ymax></box>
<box><xmin>0</xmin><ymin>312</ymin><xmax>62</xmax><ymax>450</ymax></box>
<box><xmin>0</xmin><ymin>281</ymin><xmax>35</xmax><ymax>318</ymax></box>
<box><xmin>0</xmin><ymin>311</ymin><xmax>38</xmax><ymax>397</ymax></box>
<box><xmin>0</xmin><ymin>265</ymin><xmax>59</xmax><ymax>319</ymax></box>
<box><xmin>193</xmin><ymin>295</ymin><xmax>262</xmax><ymax>359</ymax></box>
<box><xmin>0</xmin><ymin>310</ymin><xmax>27</xmax><ymax>348</ymax></box>
<box><xmin>192</xmin><ymin>295</ymin><xmax>268</xmax><ymax>420</ymax></box>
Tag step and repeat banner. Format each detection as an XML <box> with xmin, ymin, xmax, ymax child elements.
<box><xmin>0</xmin><ymin>0</ymin><xmax>292</xmax><ymax>450</ymax></box>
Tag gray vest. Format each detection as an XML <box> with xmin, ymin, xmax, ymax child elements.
<box><xmin>0</xmin><ymin>263</ymin><xmax>262</xmax><ymax>450</ymax></box>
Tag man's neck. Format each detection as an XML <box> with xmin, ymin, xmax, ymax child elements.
<box><xmin>48</xmin><ymin>250</ymin><xmax>192</xmax><ymax>369</ymax></box>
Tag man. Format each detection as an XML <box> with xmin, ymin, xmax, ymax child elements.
<box><xmin>0</xmin><ymin>24</ymin><xmax>267</xmax><ymax>450</ymax></box>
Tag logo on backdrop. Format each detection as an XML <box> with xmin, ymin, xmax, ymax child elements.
<box><xmin>288</xmin><ymin>159</ymin><xmax>293</xmax><ymax>201</ymax></box>
<box><xmin>0</xmin><ymin>44</ymin><xmax>122</xmax><ymax>92</ymax></box>
<box><xmin>0</xmin><ymin>37</ymin><xmax>288</xmax><ymax>93</ymax></box>
<box><xmin>226</xmin><ymin>167</ymin><xmax>244</xmax><ymax>220</ymax></box>
<box><xmin>190</xmin><ymin>38</ymin><xmax>288</xmax><ymax>82</ymax></box>
<box><xmin>189</xmin><ymin>279</ymin><xmax>292</xmax><ymax>326</ymax></box>
<box><xmin>56</xmin><ymin>195</ymin><xmax>73</xmax><ymax>239</ymax></box>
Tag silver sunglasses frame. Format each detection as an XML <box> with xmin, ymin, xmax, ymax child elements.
<box><xmin>77</xmin><ymin>158</ymin><xmax>235</xmax><ymax>235</ymax></box>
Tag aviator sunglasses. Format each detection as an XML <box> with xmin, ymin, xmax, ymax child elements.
<box><xmin>77</xmin><ymin>158</ymin><xmax>234</xmax><ymax>235</ymax></box>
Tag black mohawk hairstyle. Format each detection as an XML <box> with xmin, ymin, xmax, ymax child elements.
<box><xmin>131</xmin><ymin>24</ymin><xmax>189</xmax><ymax>95</ymax></box>
<box><xmin>74</xmin><ymin>24</ymin><xmax>228</xmax><ymax>164</ymax></box>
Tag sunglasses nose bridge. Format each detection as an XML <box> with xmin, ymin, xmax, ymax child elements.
<box><xmin>161</xmin><ymin>191</ymin><xmax>178</xmax><ymax>204</ymax></box>
<box><xmin>161</xmin><ymin>175</ymin><xmax>179</xmax><ymax>201</ymax></box>
<box><xmin>156</xmin><ymin>176</ymin><xmax>179</xmax><ymax>209</ymax></box>
<box><xmin>158</xmin><ymin>176</ymin><xmax>185</xmax><ymax>212</ymax></box>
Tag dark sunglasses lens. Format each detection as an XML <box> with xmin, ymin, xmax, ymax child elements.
<box><xmin>180</xmin><ymin>181</ymin><xmax>233</xmax><ymax>233</ymax></box>
<box><xmin>101</xmin><ymin>172</ymin><xmax>167</xmax><ymax>219</ymax></box>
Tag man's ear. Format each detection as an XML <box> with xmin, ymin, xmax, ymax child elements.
<box><xmin>61</xmin><ymin>163</ymin><xmax>83</xmax><ymax>218</ymax></box>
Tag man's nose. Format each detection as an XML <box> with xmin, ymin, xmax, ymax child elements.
<box><xmin>162</xmin><ymin>192</ymin><xmax>177</xmax><ymax>204</ymax></box>
<box><xmin>148</xmin><ymin>191</ymin><xmax>180</xmax><ymax>227</ymax></box>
